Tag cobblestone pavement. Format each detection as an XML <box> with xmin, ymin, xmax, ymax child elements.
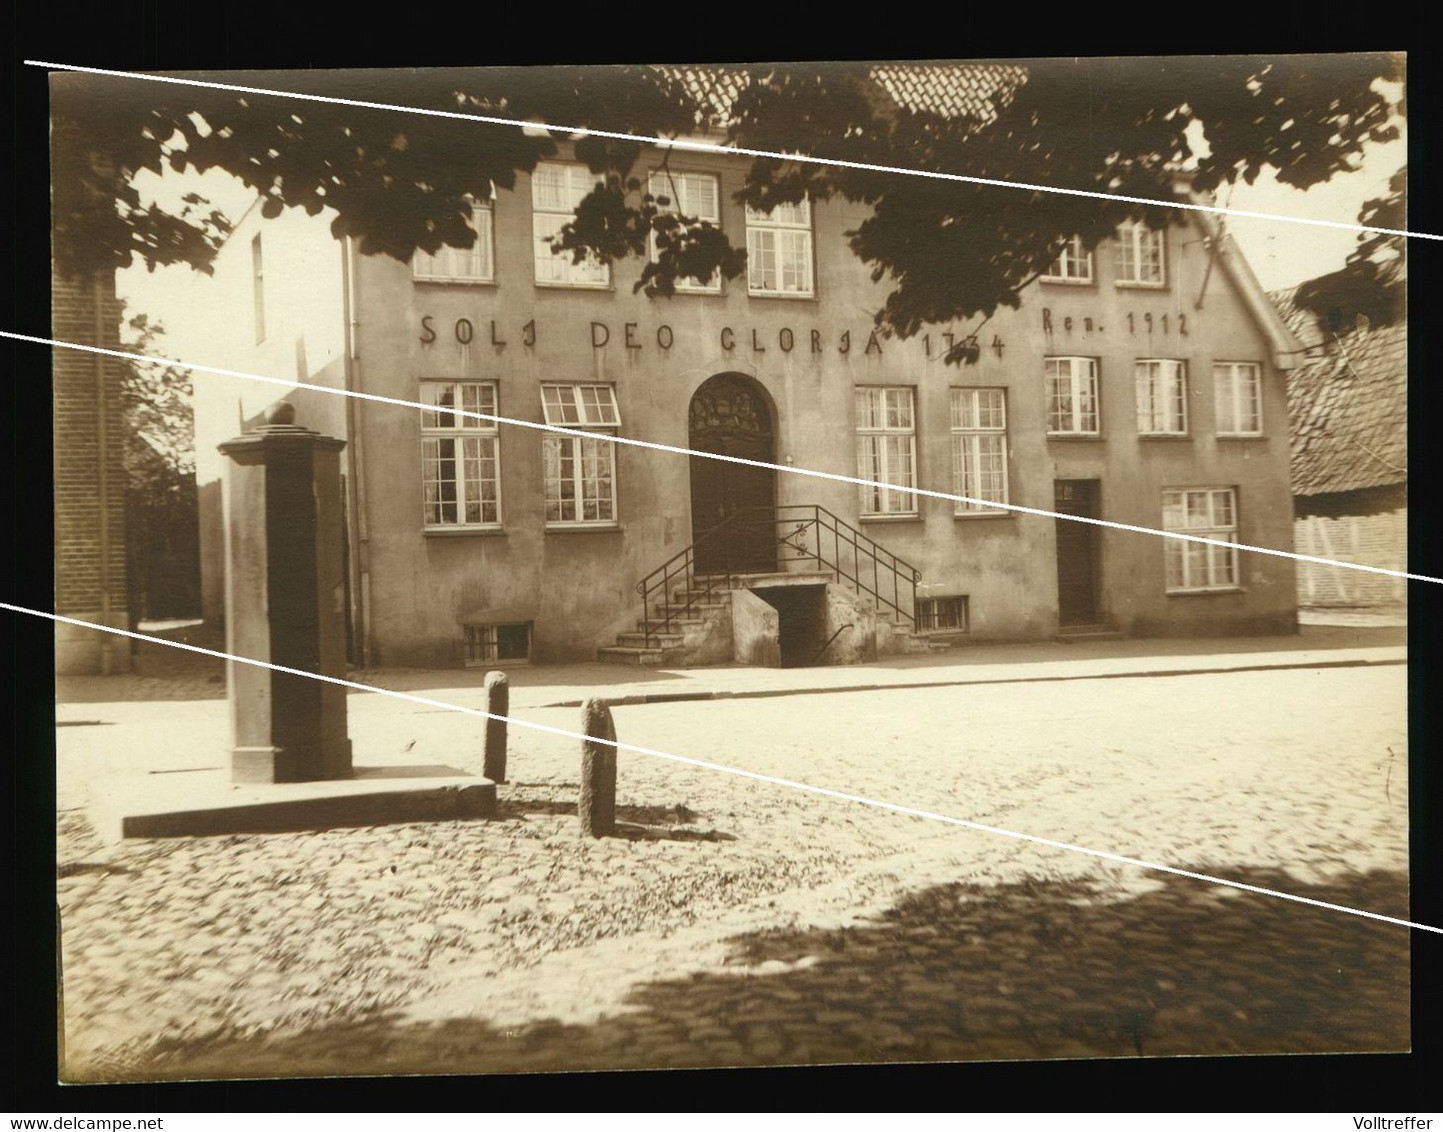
<box><xmin>55</xmin><ymin>664</ymin><xmax>1410</xmax><ymax>1081</ymax></box>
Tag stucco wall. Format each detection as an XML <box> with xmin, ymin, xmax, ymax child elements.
<box><xmin>347</xmin><ymin>143</ymin><xmax>1296</xmax><ymax>664</ymax></box>
<box><xmin>190</xmin><ymin>203</ymin><xmax>350</xmax><ymax>626</ymax></box>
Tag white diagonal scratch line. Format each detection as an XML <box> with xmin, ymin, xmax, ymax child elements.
<box><xmin>26</xmin><ymin>59</ymin><xmax>1427</xmax><ymax>242</ymax></box>
<box><xmin>10</xmin><ymin>330</ymin><xmax>1435</xmax><ymax>585</ymax></box>
<box><xmin>28</xmin><ymin>604</ymin><xmax>1430</xmax><ymax>935</ymax></box>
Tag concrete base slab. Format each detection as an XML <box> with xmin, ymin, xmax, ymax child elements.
<box><xmin>93</xmin><ymin>763</ymin><xmax>496</xmax><ymax>842</ymax></box>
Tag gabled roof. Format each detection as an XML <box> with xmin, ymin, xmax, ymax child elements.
<box><xmin>661</xmin><ymin>63</ymin><xmax>1028</xmax><ymax>129</ymax></box>
<box><xmin>1271</xmin><ymin>286</ymin><xmax>1407</xmax><ymax>497</ymax></box>
<box><xmin>1191</xmin><ymin>208</ymin><xmax>1306</xmax><ymax>372</ymax></box>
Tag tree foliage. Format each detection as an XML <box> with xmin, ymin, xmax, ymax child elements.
<box><xmin>53</xmin><ymin>56</ymin><xmax>1406</xmax><ymax>360</ymax></box>
<box><xmin>119</xmin><ymin>313</ymin><xmax>201</xmax><ymax>622</ymax></box>
<box><xmin>120</xmin><ymin>312</ymin><xmax>194</xmax><ymax>484</ymax></box>
<box><xmin>1293</xmin><ymin>166</ymin><xmax>1407</xmax><ymax>330</ymax></box>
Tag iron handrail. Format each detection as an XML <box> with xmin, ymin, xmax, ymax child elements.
<box><xmin>635</xmin><ymin>504</ymin><xmax>923</xmax><ymax>648</ymax></box>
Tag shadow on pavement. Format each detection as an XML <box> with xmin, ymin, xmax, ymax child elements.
<box><xmin>92</xmin><ymin>864</ymin><xmax>1409</xmax><ymax>1082</ymax></box>
<box><xmin>494</xmin><ymin>797</ymin><xmax>737</xmax><ymax>842</ymax></box>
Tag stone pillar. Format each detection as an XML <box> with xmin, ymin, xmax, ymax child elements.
<box><xmin>483</xmin><ymin>671</ymin><xmax>508</xmax><ymax>783</ymax></box>
<box><xmin>579</xmin><ymin>698</ymin><xmax>617</xmax><ymax>838</ymax></box>
<box><xmin>219</xmin><ymin>403</ymin><xmax>352</xmax><ymax>783</ymax></box>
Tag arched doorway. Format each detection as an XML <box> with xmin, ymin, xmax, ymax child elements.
<box><xmin>688</xmin><ymin>374</ymin><xmax>777</xmax><ymax>574</ymax></box>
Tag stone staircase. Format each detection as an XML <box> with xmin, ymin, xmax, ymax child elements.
<box><xmin>598</xmin><ymin>571</ymin><xmax>949</xmax><ymax>667</ymax></box>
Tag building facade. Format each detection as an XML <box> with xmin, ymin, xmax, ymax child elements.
<box><xmin>192</xmin><ymin>83</ymin><xmax>1303</xmax><ymax>668</ymax></box>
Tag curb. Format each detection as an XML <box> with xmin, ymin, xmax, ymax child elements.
<box><xmin>538</xmin><ymin>653</ymin><xmax>1407</xmax><ymax>709</ymax></box>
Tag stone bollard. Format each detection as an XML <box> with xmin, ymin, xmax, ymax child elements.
<box><xmin>482</xmin><ymin>671</ymin><xmax>508</xmax><ymax>783</ymax></box>
<box><xmin>579</xmin><ymin>698</ymin><xmax>617</xmax><ymax>838</ymax></box>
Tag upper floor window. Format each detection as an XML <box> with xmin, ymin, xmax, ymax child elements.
<box><xmin>540</xmin><ymin>384</ymin><xmax>620</xmax><ymax>525</ymax></box>
<box><xmin>1163</xmin><ymin>487</ymin><xmax>1239</xmax><ymax>592</ymax></box>
<box><xmin>950</xmin><ymin>388</ymin><xmax>1009</xmax><ymax>514</ymax></box>
<box><xmin>1214</xmin><ymin>362</ymin><xmax>1264</xmax><ymax>436</ymax></box>
<box><xmin>532</xmin><ymin>163</ymin><xmax>610</xmax><ymax>287</ymax></box>
<box><xmin>1135</xmin><ymin>359</ymin><xmax>1188</xmax><ymax>435</ymax></box>
<box><xmin>413</xmin><ymin>196</ymin><xmax>495</xmax><ymax>283</ymax></box>
<box><xmin>1046</xmin><ymin>357</ymin><xmax>1100</xmax><ymax>436</ymax></box>
<box><xmin>1115</xmin><ymin>222</ymin><xmax>1166</xmax><ymax>286</ymax></box>
<box><xmin>855</xmin><ymin>386</ymin><xmax>917</xmax><ymax>516</ymax></box>
<box><xmin>648</xmin><ymin>171</ymin><xmax>722</xmax><ymax>293</ymax></box>
<box><xmin>1043</xmin><ymin>235</ymin><xmax>1093</xmax><ymax>283</ymax></box>
<box><xmin>420</xmin><ymin>381</ymin><xmax>501</xmax><ymax>529</ymax></box>
<box><xmin>746</xmin><ymin>199</ymin><xmax>814</xmax><ymax>297</ymax></box>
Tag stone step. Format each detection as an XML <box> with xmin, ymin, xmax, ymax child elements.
<box><xmin>651</xmin><ymin>601</ymin><xmax>729</xmax><ymax>620</ymax></box>
<box><xmin>615</xmin><ymin>631</ymin><xmax>685</xmax><ymax>649</ymax></box>
<box><xmin>693</xmin><ymin>570</ymin><xmax>838</xmax><ymax>587</ymax></box>
<box><xmin>670</xmin><ymin>587</ymin><xmax>735</xmax><ymax>603</ymax></box>
<box><xmin>636</xmin><ymin>617</ymin><xmax>705</xmax><ymax>633</ymax></box>
<box><xmin>597</xmin><ymin>646</ymin><xmax>667</xmax><ymax>666</ymax></box>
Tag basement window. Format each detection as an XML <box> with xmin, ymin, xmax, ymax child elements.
<box><xmin>464</xmin><ymin>622</ymin><xmax>532</xmax><ymax>667</ymax></box>
<box><xmin>917</xmin><ymin>597</ymin><xmax>969</xmax><ymax>633</ymax></box>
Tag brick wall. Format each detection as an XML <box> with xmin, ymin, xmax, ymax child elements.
<box><xmin>53</xmin><ymin>267</ymin><xmax>130</xmax><ymax>674</ymax></box>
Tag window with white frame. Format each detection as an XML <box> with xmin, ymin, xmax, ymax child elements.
<box><xmin>648</xmin><ymin>170</ymin><xmax>722</xmax><ymax>292</ymax></box>
<box><xmin>420</xmin><ymin>381</ymin><xmax>501</xmax><ymax>529</ymax></box>
<box><xmin>1045</xmin><ymin>357</ymin><xmax>1101</xmax><ymax>436</ymax></box>
<box><xmin>1115</xmin><ymin>221</ymin><xmax>1166</xmax><ymax>286</ymax></box>
<box><xmin>413</xmin><ymin>196</ymin><xmax>495</xmax><ymax>283</ymax></box>
<box><xmin>746</xmin><ymin>199</ymin><xmax>814</xmax><ymax>296</ymax></box>
<box><xmin>532</xmin><ymin>162</ymin><xmax>610</xmax><ymax>287</ymax></box>
<box><xmin>1135</xmin><ymin>359</ymin><xmax>1188</xmax><ymax>435</ymax></box>
<box><xmin>950</xmin><ymin>388</ymin><xmax>1009</xmax><ymax>513</ymax></box>
<box><xmin>1043</xmin><ymin>235</ymin><xmax>1093</xmax><ymax>283</ymax></box>
<box><xmin>855</xmin><ymin>386</ymin><xmax>917</xmax><ymax>515</ymax></box>
<box><xmin>1214</xmin><ymin>362</ymin><xmax>1264</xmax><ymax>436</ymax></box>
<box><xmin>541</xmin><ymin>384</ymin><xmax>620</xmax><ymax>524</ymax></box>
<box><xmin>464</xmin><ymin>622</ymin><xmax>531</xmax><ymax>666</ymax></box>
<box><xmin>1162</xmin><ymin>487</ymin><xmax>1239</xmax><ymax>592</ymax></box>
<box><xmin>917</xmin><ymin>596</ymin><xmax>969</xmax><ymax>633</ymax></box>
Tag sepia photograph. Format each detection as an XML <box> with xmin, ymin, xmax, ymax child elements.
<box><xmin>39</xmin><ymin>49</ymin><xmax>1420</xmax><ymax>1092</ymax></box>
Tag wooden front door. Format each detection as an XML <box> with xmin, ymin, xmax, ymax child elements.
<box><xmin>1054</xmin><ymin>479</ymin><xmax>1102</xmax><ymax>627</ymax></box>
<box><xmin>689</xmin><ymin>375</ymin><xmax>776</xmax><ymax>575</ymax></box>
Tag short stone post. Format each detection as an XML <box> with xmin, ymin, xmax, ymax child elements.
<box><xmin>218</xmin><ymin>403</ymin><xmax>352</xmax><ymax>783</ymax></box>
<box><xmin>483</xmin><ymin>671</ymin><xmax>508</xmax><ymax>783</ymax></box>
<box><xmin>579</xmin><ymin>698</ymin><xmax>617</xmax><ymax>838</ymax></box>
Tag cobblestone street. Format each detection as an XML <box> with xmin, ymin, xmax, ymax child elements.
<box><xmin>55</xmin><ymin>642</ymin><xmax>1410</xmax><ymax>1081</ymax></box>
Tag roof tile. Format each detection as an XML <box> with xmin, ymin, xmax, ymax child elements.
<box><xmin>1271</xmin><ymin>286</ymin><xmax>1407</xmax><ymax>497</ymax></box>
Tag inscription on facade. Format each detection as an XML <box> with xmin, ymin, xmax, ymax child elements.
<box><xmin>1042</xmin><ymin>308</ymin><xmax>1190</xmax><ymax>336</ymax></box>
<box><xmin>418</xmin><ymin>314</ymin><xmax>979</xmax><ymax>359</ymax></box>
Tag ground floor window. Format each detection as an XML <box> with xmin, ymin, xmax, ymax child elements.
<box><xmin>464</xmin><ymin>622</ymin><xmax>532</xmax><ymax>666</ymax></box>
<box><xmin>541</xmin><ymin>384</ymin><xmax>620</xmax><ymax>525</ymax></box>
<box><xmin>950</xmin><ymin>388</ymin><xmax>1008</xmax><ymax>513</ymax></box>
<box><xmin>917</xmin><ymin>596</ymin><xmax>969</xmax><ymax>632</ymax></box>
<box><xmin>1135</xmin><ymin>359</ymin><xmax>1188</xmax><ymax>435</ymax></box>
<box><xmin>855</xmin><ymin>386</ymin><xmax>917</xmax><ymax>516</ymax></box>
<box><xmin>421</xmin><ymin>381</ymin><xmax>501</xmax><ymax>529</ymax></box>
<box><xmin>1045</xmin><ymin>357</ymin><xmax>1100</xmax><ymax>436</ymax></box>
<box><xmin>1162</xmin><ymin>487</ymin><xmax>1239</xmax><ymax>592</ymax></box>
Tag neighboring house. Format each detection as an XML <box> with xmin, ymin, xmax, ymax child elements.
<box><xmin>1272</xmin><ymin>286</ymin><xmax>1407</xmax><ymax>613</ymax></box>
<box><xmin>53</xmin><ymin>266</ymin><xmax>131</xmax><ymax>674</ymax></box>
<box><xmin>186</xmin><ymin>64</ymin><xmax>1304</xmax><ymax>668</ymax></box>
